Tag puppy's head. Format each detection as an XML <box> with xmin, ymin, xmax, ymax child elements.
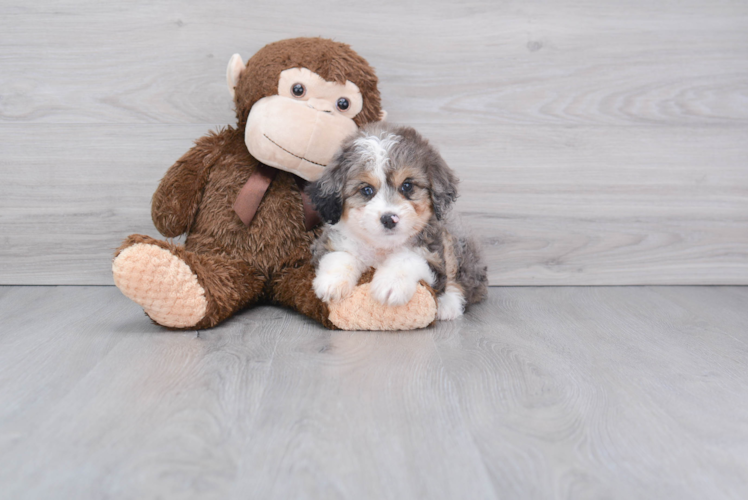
<box><xmin>307</xmin><ymin>122</ymin><xmax>458</xmax><ymax>249</ymax></box>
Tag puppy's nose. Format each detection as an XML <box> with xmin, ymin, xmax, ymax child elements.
<box><xmin>380</xmin><ymin>213</ymin><xmax>399</xmax><ymax>229</ymax></box>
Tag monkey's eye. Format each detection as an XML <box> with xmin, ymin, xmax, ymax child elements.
<box><xmin>360</xmin><ymin>185</ymin><xmax>375</xmax><ymax>197</ymax></box>
<box><xmin>291</xmin><ymin>83</ymin><xmax>306</xmax><ymax>97</ymax></box>
<box><xmin>336</xmin><ymin>97</ymin><xmax>350</xmax><ymax>111</ymax></box>
<box><xmin>400</xmin><ymin>181</ymin><xmax>413</xmax><ymax>194</ymax></box>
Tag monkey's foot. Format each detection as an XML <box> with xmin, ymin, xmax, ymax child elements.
<box><xmin>113</xmin><ymin>242</ymin><xmax>207</xmax><ymax>328</ymax></box>
<box><xmin>327</xmin><ymin>281</ymin><xmax>437</xmax><ymax>331</ymax></box>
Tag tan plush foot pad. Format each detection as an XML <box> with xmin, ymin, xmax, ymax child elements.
<box><xmin>328</xmin><ymin>283</ymin><xmax>437</xmax><ymax>331</ymax></box>
<box><xmin>112</xmin><ymin>243</ymin><xmax>207</xmax><ymax>328</ymax></box>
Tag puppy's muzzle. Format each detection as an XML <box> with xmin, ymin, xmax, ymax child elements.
<box><xmin>380</xmin><ymin>213</ymin><xmax>400</xmax><ymax>230</ymax></box>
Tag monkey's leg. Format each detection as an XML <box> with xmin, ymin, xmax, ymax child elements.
<box><xmin>270</xmin><ymin>254</ymin><xmax>336</xmax><ymax>329</ymax></box>
<box><xmin>113</xmin><ymin>235</ymin><xmax>264</xmax><ymax>329</ymax></box>
<box><xmin>272</xmin><ymin>257</ymin><xmax>437</xmax><ymax>331</ymax></box>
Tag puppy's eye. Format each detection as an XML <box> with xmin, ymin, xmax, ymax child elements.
<box><xmin>291</xmin><ymin>83</ymin><xmax>306</xmax><ymax>97</ymax></box>
<box><xmin>360</xmin><ymin>185</ymin><xmax>375</xmax><ymax>197</ymax></box>
<box><xmin>400</xmin><ymin>181</ymin><xmax>413</xmax><ymax>194</ymax></box>
<box><xmin>336</xmin><ymin>97</ymin><xmax>350</xmax><ymax>111</ymax></box>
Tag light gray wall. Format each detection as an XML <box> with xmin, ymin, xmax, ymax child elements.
<box><xmin>1</xmin><ymin>0</ymin><xmax>747</xmax><ymax>285</ymax></box>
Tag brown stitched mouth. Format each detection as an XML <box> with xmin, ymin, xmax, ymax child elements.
<box><xmin>263</xmin><ymin>134</ymin><xmax>327</xmax><ymax>167</ymax></box>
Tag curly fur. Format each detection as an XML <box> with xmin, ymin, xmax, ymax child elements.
<box><xmin>307</xmin><ymin>123</ymin><xmax>488</xmax><ymax>317</ymax></box>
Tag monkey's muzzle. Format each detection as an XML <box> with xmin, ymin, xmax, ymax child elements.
<box><xmin>245</xmin><ymin>96</ymin><xmax>358</xmax><ymax>181</ymax></box>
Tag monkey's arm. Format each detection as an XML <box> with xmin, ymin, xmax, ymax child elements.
<box><xmin>151</xmin><ymin>130</ymin><xmax>227</xmax><ymax>237</ymax></box>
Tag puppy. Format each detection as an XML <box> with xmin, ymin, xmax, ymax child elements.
<box><xmin>306</xmin><ymin>122</ymin><xmax>487</xmax><ymax>320</ymax></box>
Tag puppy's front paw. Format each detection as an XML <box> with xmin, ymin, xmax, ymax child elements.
<box><xmin>314</xmin><ymin>252</ymin><xmax>362</xmax><ymax>303</ymax></box>
<box><xmin>370</xmin><ymin>267</ymin><xmax>418</xmax><ymax>306</ymax></box>
<box><xmin>313</xmin><ymin>271</ymin><xmax>357</xmax><ymax>303</ymax></box>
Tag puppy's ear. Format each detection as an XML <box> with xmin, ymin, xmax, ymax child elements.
<box><xmin>306</xmin><ymin>157</ymin><xmax>347</xmax><ymax>225</ymax></box>
<box><xmin>429</xmin><ymin>153</ymin><xmax>459</xmax><ymax>220</ymax></box>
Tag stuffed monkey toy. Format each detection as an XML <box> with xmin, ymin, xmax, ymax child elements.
<box><xmin>112</xmin><ymin>37</ymin><xmax>437</xmax><ymax>330</ymax></box>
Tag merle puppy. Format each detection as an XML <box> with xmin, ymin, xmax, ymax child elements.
<box><xmin>306</xmin><ymin>122</ymin><xmax>487</xmax><ymax>320</ymax></box>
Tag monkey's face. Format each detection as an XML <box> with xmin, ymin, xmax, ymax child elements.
<box><xmin>227</xmin><ymin>39</ymin><xmax>384</xmax><ymax>180</ymax></box>
<box><xmin>244</xmin><ymin>68</ymin><xmax>363</xmax><ymax>181</ymax></box>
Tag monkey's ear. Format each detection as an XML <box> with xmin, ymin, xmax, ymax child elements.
<box><xmin>379</xmin><ymin>110</ymin><xmax>388</xmax><ymax>121</ymax></box>
<box><xmin>306</xmin><ymin>164</ymin><xmax>346</xmax><ymax>225</ymax></box>
<box><xmin>226</xmin><ymin>54</ymin><xmax>245</xmax><ymax>98</ymax></box>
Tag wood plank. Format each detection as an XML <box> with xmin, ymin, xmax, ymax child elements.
<box><xmin>0</xmin><ymin>287</ymin><xmax>495</xmax><ymax>499</ymax></box>
<box><xmin>0</xmin><ymin>286</ymin><xmax>142</xmax><ymax>454</ymax></box>
<box><xmin>1</xmin><ymin>123</ymin><xmax>746</xmax><ymax>285</ymax></box>
<box><xmin>1</xmin><ymin>1</ymin><xmax>746</xmax><ymax>127</ymax></box>
<box><xmin>227</xmin><ymin>324</ymin><xmax>496</xmax><ymax>499</ymax></box>
<box><xmin>0</xmin><ymin>286</ymin><xmax>747</xmax><ymax>498</ymax></box>
<box><xmin>433</xmin><ymin>286</ymin><xmax>748</xmax><ymax>498</ymax></box>
<box><xmin>1</xmin><ymin>0</ymin><xmax>747</xmax><ymax>285</ymax></box>
<box><xmin>0</xmin><ymin>286</ymin><xmax>283</xmax><ymax>499</ymax></box>
<box><xmin>0</xmin><ymin>124</ymin><xmax>204</xmax><ymax>284</ymax></box>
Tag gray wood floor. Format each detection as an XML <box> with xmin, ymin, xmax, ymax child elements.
<box><xmin>1</xmin><ymin>285</ymin><xmax>747</xmax><ymax>499</ymax></box>
<box><xmin>2</xmin><ymin>0</ymin><xmax>747</xmax><ymax>285</ymax></box>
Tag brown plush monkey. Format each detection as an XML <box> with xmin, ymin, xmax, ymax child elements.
<box><xmin>112</xmin><ymin>37</ymin><xmax>437</xmax><ymax>330</ymax></box>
